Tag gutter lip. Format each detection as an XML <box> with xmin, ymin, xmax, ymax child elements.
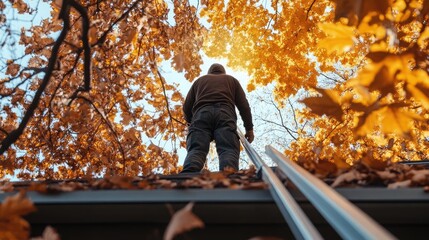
<box><xmin>1</xmin><ymin>187</ymin><xmax>429</xmax><ymax>205</ymax></box>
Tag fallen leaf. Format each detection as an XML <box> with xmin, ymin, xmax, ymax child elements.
<box><xmin>242</xmin><ymin>181</ymin><xmax>268</xmax><ymax>190</ymax></box>
<box><xmin>163</xmin><ymin>202</ymin><xmax>204</xmax><ymax>240</ymax></box>
<box><xmin>0</xmin><ymin>182</ymin><xmax>14</xmax><ymax>192</ymax></box>
<box><xmin>410</xmin><ymin>169</ymin><xmax>429</xmax><ymax>185</ymax></box>
<box><xmin>331</xmin><ymin>169</ymin><xmax>366</xmax><ymax>187</ymax></box>
<box><xmin>31</xmin><ymin>225</ymin><xmax>61</xmax><ymax>240</ymax></box>
<box><xmin>376</xmin><ymin>171</ymin><xmax>397</xmax><ymax>181</ymax></box>
<box><xmin>108</xmin><ymin>176</ymin><xmax>137</xmax><ymax>189</ymax></box>
<box><xmin>387</xmin><ymin>179</ymin><xmax>411</xmax><ymax>189</ymax></box>
<box><xmin>315</xmin><ymin>160</ymin><xmax>338</xmax><ymax>178</ymax></box>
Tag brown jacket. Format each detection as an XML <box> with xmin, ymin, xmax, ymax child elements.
<box><xmin>183</xmin><ymin>64</ymin><xmax>253</xmax><ymax>131</ymax></box>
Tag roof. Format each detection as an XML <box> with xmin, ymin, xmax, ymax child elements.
<box><xmin>2</xmin><ymin>179</ymin><xmax>429</xmax><ymax>239</ymax></box>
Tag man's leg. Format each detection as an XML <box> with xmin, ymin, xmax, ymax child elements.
<box><xmin>214</xmin><ymin>108</ymin><xmax>240</xmax><ymax>171</ymax></box>
<box><xmin>181</xmin><ymin>109</ymin><xmax>213</xmax><ymax>173</ymax></box>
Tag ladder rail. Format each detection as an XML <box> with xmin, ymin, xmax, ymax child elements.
<box><xmin>265</xmin><ymin>145</ymin><xmax>397</xmax><ymax>240</ymax></box>
<box><xmin>237</xmin><ymin>129</ymin><xmax>323</xmax><ymax>240</ymax></box>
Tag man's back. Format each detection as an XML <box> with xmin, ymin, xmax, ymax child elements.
<box><xmin>188</xmin><ymin>74</ymin><xmax>238</xmax><ymax>116</ymax></box>
<box><xmin>183</xmin><ymin>64</ymin><xmax>253</xmax><ymax>131</ymax></box>
<box><xmin>180</xmin><ymin>63</ymin><xmax>254</xmax><ymax>173</ymax></box>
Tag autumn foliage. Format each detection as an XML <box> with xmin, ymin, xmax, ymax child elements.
<box><xmin>203</xmin><ymin>0</ymin><xmax>429</xmax><ymax>170</ymax></box>
<box><xmin>1</xmin><ymin>0</ymin><xmax>429</xmax><ymax>180</ymax></box>
<box><xmin>1</xmin><ymin>0</ymin><xmax>205</xmax><ymax>179</ymax></box>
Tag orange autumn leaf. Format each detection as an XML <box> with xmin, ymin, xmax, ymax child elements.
<box><xmin>5</xmin><ymin>61</ymin><xmax>20</xmax><ymax>77</ymax></box>
<box><xmin>88</xmin><ymin>27</ymin><xmax>98</xmax><ymax>45</ymax></box>
<box><xmin>318</xmin><ymin>22</ymin><xmax>356</xmax><ymax>53</ymax></box>
<box><xmin>379</xmin><ymin>105</ymin><xmax>422</xmax><ymax>137</ymax></box>
<box><xmin>406</xmin><ymin>82</ymin><xmax>429</xmax><ymax>109</ymax></box>
<box><xmin>301</xmin><ymin>88</ymin><xmax>343</xmax><ymax>121</ymax></box>
<box><xmin>171</xmin><ymin>91</ymin><xmax>182</xmax><ymax>102</ymax></box>
<box><xmin>172</xmin><ymin>52</ymin><xmax>185</xmax><ymax>72</ymax></box>
<box><xmin>333</xmin><ymin>0</ymin><xmax>390</xmax><ymax>26</ymax></box>
<box><xmin>0</xmin><ymin>191</ymin><xmax>36</xmax><ymax>240</ymax></box>
<box><xmin>163</xmin><ymin>202</ymin><xmax>204</xmax><ymax>240</ymax></box>
<box><xmin>12</xmin><ymin>0</ymin><xmax>28</xmax><ymax>14</ymax></box>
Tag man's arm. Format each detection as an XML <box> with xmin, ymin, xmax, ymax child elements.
<box><xmin>183</xmin><ymin>86</ymin><xmax>195</xmax><ymax>123</ymax></box>
<box><xmin>234</xmin><ymin>79</ymin><xmax>254</xmax><ymax>141</ymax></box>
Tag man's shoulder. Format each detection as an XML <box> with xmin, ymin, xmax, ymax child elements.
<box><xmin>193</xmin><ymin>74</ymin><xmax>238</xmax><ymax>85</ymax></box>
<box><xmin>191</xmin><ymin>77</ymin><xmax>203</xmax><ymax>85</ymax></box>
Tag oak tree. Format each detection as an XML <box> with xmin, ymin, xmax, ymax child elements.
<box><xmin>1</xmin><ymin>0</ymin><xmax>205</xmax><ymax>179</ymax></box>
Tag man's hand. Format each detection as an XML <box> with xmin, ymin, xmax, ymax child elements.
<box><xmin>184</xmin><ymin>123</ymin><xmax>191</xmax><ymax>135</ymax></box>
<box><xmin>245</xmin><ymin>130</ymin><xmax>254</xmax><ymax>143</ymax></box>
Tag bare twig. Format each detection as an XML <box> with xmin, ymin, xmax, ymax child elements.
<box><xmin>319</xmin><ymin>72</ymin><xmax>343</xmax><ymax>84</ymax></box>
<box><xmin>152</xmin><ymin>48</ymin><xmax>186</xmax><ymax>126</ymax></box>
<box><xmin>306</xmin><ymin>0</ymin><xmax>317</xmax><ymax>20</ymax></box>
<box><xmin>74</xmin><ymin>95</ymin><xmax>126</xmax><ymax>173</ymax></box>
<box><xmin>95</xmin><ymin>0</ymin><xmax>144</xmax><ymax>46</ymax></box>
<box><xmin>270</xmin><ymin>98</ymin><xmax>298</xmax><ymax>140</ymax></box>
<box><xmin>287</xmin><ymin>98</ymin><xmax>299</xmax><ymax>129</ymax></box>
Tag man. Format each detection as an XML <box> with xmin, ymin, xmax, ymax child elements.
<box><xmin>181</xmin><ymin>63</ymin><xmax>254</xmax><ymax>173</ymax></box>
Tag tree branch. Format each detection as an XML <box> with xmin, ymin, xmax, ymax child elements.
<box><xmin>95</xmin><ymin>0</ymin><xmax>144</xmax><ymax>47</ymax></box>
<box><xmin>306</xmin><ymin>0</ymin><xmax>317</xmax><ymax>20</ymax></box>
<box><xmin>0</xmin><ymin>1</ymin><xmax>71</xmax><ymax>155</ymax></box>
<box><xmin>0</xmin><ymin>128</ymin><xmax>7</xmax><ymax>136</ymax></box>
<box><xmin>270</xmin><ymin>98</ymin><xmax>298</xmax><ymax>140</ymax></box>
<box><xmin>74</xmin><ymin>95</ymin><xmax>126</xmax><ymax>172</ymax></box>
<box><xmin>287</xmin><ymin>98</ymin><xmax>299</xmax><ymax>129</ymax></box>
<box><xmin>69</xmin><ymin>0</ymin><xmax>91</xmax><ymax>91</ymax></box>
<box><xmin>152</xmin><ymin>48</ymin><xmax>186</xmax><ymax>126</ymax></box>
<box><xmin>319</xmin><ymin>72</ymin><xmax>342</xmax><ymax>83</ymax></box>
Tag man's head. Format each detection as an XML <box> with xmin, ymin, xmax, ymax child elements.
<box><xmin>208</xmin><ymin>63</ymin><xmax>226</xmax><ymax>74</ymax></box>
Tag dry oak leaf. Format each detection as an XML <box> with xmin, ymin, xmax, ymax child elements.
<box><xmin>301</xmin><ymin>88</ymin><xmax>343</xmax><ymax>122</ymax></box>
<box><xmin>387</xmin><ymin>179</ymin><xmax>411</xmax><ymax>189</ymax></box>
<box><xmin>331</xmin><ymin>169</ymin><xmax>366</xmax><ymax>187</ymax></box>
<box><xmin>409</xmin><ymin>169</ymin><xmax>429</xmax><ymax>185</ymax></box>
<box><xmin>0</xmin><ymin>191</ymin><xmax>36</xmax><ymax>240</ymax></box>
<box><xmin>0</xmin><ymin>182</ymin><xmax>14</xmax><ymax>193</ymax></box>
<box><xmin>12</xmin><ymin>0</ymin><xmax>28</xmax><ymax>13</ymax></box>
<box><xmin>31</xmin><ymin>225</ymin><xmax>61</xmax><ymax>240</ymax></box>
<box><xmin>6</xmin><ymin>62</ymin><xmax>20</xmax><ymax>77</ymax></box>
<box><xmin>375</xmin><ymin>170</ymin><xmax>397</xmax><ymax>181</ymax></box>
<box><xmin>163</xmin><ymin>202</ymin><xmax>204</xmax><ymax>240</ymax></box>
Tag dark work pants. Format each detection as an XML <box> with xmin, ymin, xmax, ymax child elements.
<box><xmin>181</xmin><ymin>104</ymin><xmax>240</xmax><ymax>173</ymax></box>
